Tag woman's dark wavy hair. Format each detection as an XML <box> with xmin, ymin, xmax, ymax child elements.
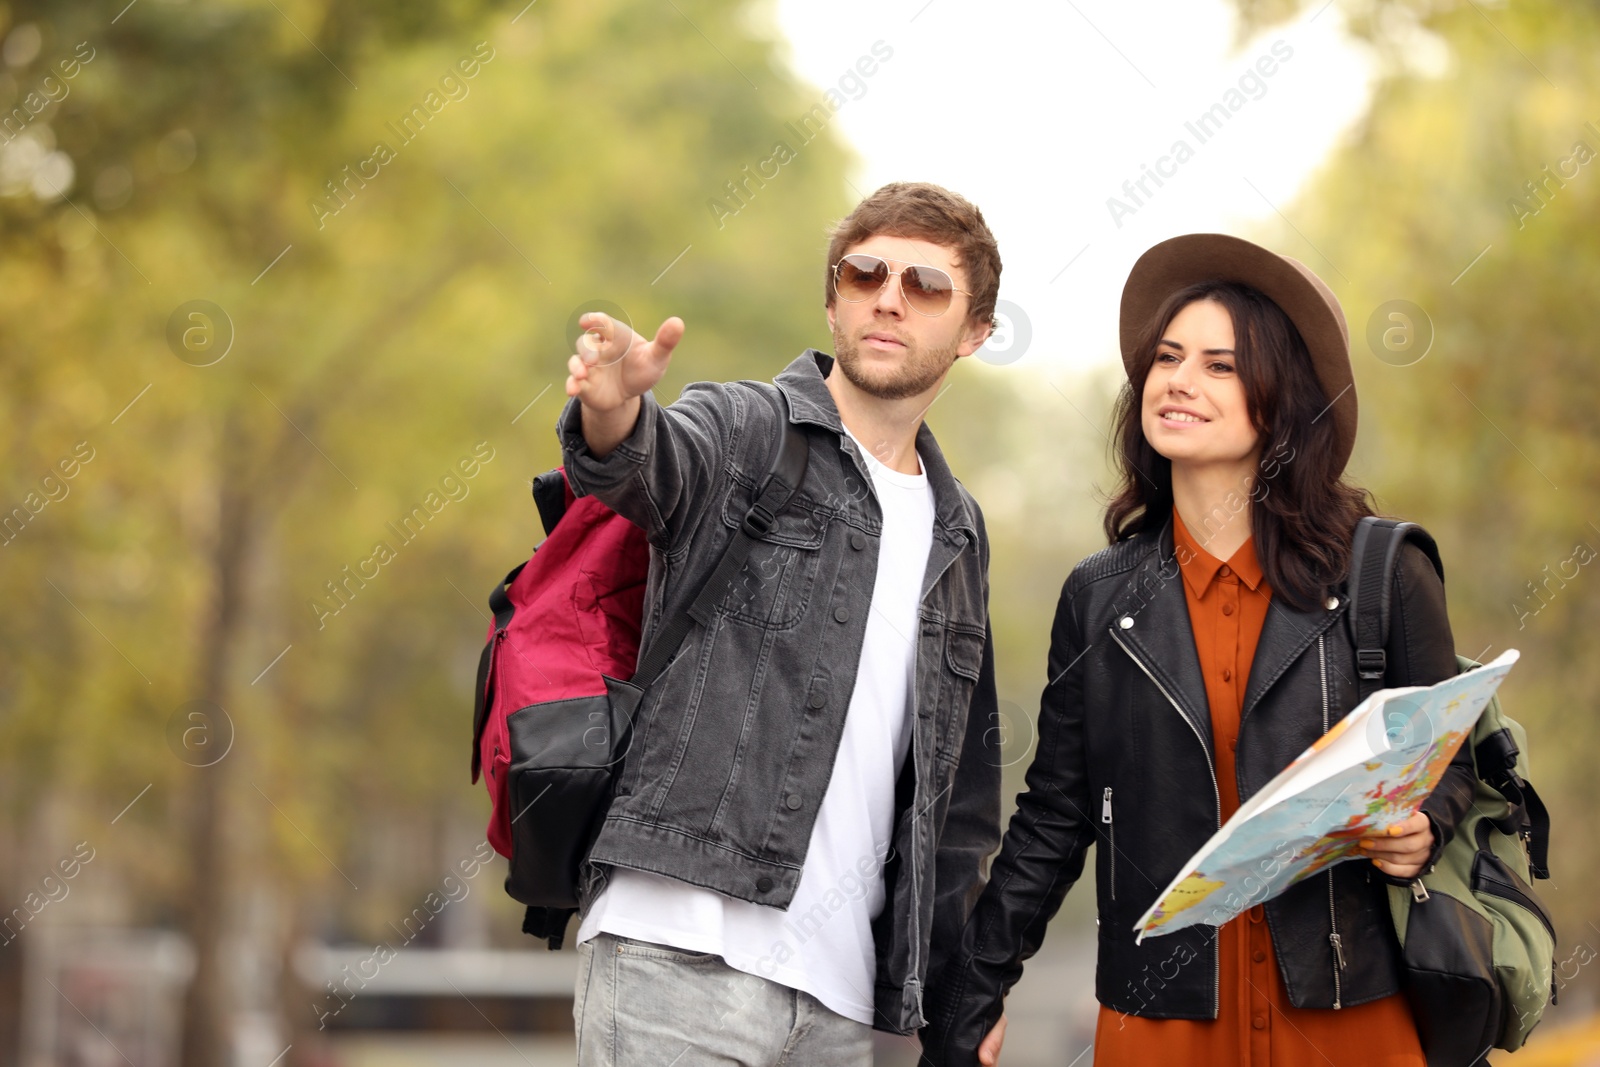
<box><xmin>1103</xmin><ymin>281</ymin><xmax>1375</xmax><ymax>612</ymax></box>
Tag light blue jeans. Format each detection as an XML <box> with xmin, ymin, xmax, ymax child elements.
<box><xmin>574</xmin><ymin>933</ymin><xmax>875</xmax><ymax>1066</ymax></box>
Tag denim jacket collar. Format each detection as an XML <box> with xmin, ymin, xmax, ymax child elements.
<box><xmin>774</xmin><ymin>349</ymin><xmax>977</xmax><ymax>543</ymax></box>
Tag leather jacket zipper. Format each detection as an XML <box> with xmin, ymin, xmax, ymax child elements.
<box><xmin>1320</xmin><ymin>635</ymin><xmax>1345</xmax><ymax>1009</ymax></box>
<box><xmin>1102</xmin><ymin>786</ymin><xmax>1116</xmax><ymax>900</ymax></box>
<box><xmin>1111</xmin><ymin>625</ymin><xmax>1221</xmax><ymax>1016</ymax></box>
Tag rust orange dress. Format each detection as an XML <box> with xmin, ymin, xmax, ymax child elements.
<box><xmin>1091</xmin><ymin>511</ymin><xmax>1426</xmax><ymax>1067</ymax></box>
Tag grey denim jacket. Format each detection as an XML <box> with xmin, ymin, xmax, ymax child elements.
<box><xmin>556</xmin><ymin>349</ymin><xmax>1002</xmax><ymax>1033</ymax></box>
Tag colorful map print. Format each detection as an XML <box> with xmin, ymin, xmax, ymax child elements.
<box><xmin>1134</xmin><ymin>650</ymin><xmax>1519</xmax><ymax>942</ymax></box>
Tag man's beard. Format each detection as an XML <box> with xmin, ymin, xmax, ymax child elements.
<box><xmin>832</xmin><ymin>326</ymin><xmax>956</xmax><ymax>401</ymax></box>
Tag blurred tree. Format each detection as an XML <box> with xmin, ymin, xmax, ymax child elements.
<box><xmin>1228</xmin><ymin>0</ymin><xmax>1600</xmax><ymax>1021</ymax></box>
<box><xmin>0</xmin><ymin>0</ymin><xmax>909</xmax><ymax>1060</ymax></box>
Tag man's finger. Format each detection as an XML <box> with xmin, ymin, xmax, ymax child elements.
<box><xmin>650</xmin><ymin>316</ymin><xmax>685</xmax><ymax>360</ymax></box>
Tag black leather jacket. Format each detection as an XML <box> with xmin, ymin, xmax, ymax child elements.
<box><xmin>921</xmin><ymin>519</ymin><xmax>1475</xmax><ymax>1064</ymax></box>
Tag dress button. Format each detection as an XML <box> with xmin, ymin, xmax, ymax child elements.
<box><xmin>1222</xmin><ymin>667</ymin><xmax>1232</xmax><ymax>683</ymax></box>
<box><xmin>834</xmin><ymin>607</ymin><xmax>850</xmax><ymax>623</ymax></box>
<box><xmin>786</xmin><ymin>793</ymin><xmax>803</xmax><ymax>810</ymax></box>
<box><xmin>1253</xmin><ymin>949</ymin><xmax>1267</xmax><ymax>963</ymax></box>
<box><xmin>1222</xmin><ymin>603</ymin><xmax>1235</xmax><ymax>616</ymax></box>
<box><xmin>756</xmin><ymin>876</ymin><xmax>774</xmax><ymax>892</ymax></box>
<box><xmin>1253</xmin><ymin>1015</ymin><xmax>1267</xmax><ymax>1030</ymax></box>
<box><xmin>850</xmin><ymin>532</ymin><xmax>867</xmax><ymax>550</ymax></box>
<box><xmin>1219</xmin><ymin>565</ymin><xmax>1232</xmax><ymax>577</ymax></box>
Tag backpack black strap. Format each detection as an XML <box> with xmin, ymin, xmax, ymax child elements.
<box><xmin>1346</xmin><ymin>517</ymin><xmax>1443</xmax><ymax>705</ymax></box>
<box><xmin>630</xmin><ymin>386</ymin><xmax>810</xmax><ymax>690</ymax></box>
<box><xmin>471</xmin><ymin>561</ymin><xmax>526</xmax><ymax>783</ymax></box>
<box><xmin>1346</xmin><ymin>516</ymin><xmax>1550</xmax><ymax>880</ymax></box>
<box><xmin>532</xmin><ymin>469</ymin><xmax>569</xmax><ymax>537</ymax></box>
<box><xmin>1475</xmin><ymin>727</ymin><xmax>1553</xmax><ymax>880</ymax></box>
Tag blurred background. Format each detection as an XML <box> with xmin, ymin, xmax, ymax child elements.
<box><xmin>1</xmin><ymin>0</ymin><xmax>1597</xmax><ymax>1063</ymax></box>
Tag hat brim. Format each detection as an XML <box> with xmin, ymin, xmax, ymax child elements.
<box><xmin>1119</xmin><ymin>233</ymin><xmax>1357</xmax><ymax>475</ymax></box>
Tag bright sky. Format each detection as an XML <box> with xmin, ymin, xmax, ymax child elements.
<box><xmin>770</xmin><ymin>0</ymin><xmax>1376</xmax><ymax>374</ymax></box>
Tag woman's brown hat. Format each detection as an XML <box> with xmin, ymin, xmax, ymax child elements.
<box><xmin>1119</xmin><ymin>233</ymin><xmax>1357</xmax><ymax>473</ymax></box>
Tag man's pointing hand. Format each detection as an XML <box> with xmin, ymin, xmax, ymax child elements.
<box><xmin>565</xmin><ymin>311</ymin><xmax>684</xmax><ymax>412</ymax></box>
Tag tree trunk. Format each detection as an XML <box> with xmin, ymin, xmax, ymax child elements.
<box><xmin>0</xmin><ymin>925</ymin><xmax>21</xmax><ymax>1067</ymax></box>
<box><xmin>178</xmin><ymin>424</ymin><xmax>255</xmax><ymax>1067</ymax></box>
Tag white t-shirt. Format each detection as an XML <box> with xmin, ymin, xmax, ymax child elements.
<box><xmin>577</xmin><ymin>428</ymin><xmax>936</xmax><ymax>1025</ymax></box>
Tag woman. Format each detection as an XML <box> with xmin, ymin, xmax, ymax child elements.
<box><xmin>922</xmin><ymin>234</ymin><xmax>1477</xmax><ymax>1066</ymax></box>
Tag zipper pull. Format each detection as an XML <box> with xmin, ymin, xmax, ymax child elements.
<box><xmin>1329</xmin><ymin>932</ymin><xmax>1347</xmax><ymax>970</ymax></box>
<box><xmin>1410</xmin><ymin>880</ymin><xmax>1430</xmax><ymax>903</ymax></box>
<box><xmin>1102</xmin><ymin>787</ymin><xmax>1114</xmax><ymax>823</ymax></box>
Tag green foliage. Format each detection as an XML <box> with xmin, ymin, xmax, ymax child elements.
<box><xmin>0</xmin><ymin>0</ymin><xmax>864</xmax><ymax>1047</ymax></box>
<box><xmin>1230</xmin><ymin>0</ymin><xmax>1600</xmax><ymax>994</ymax></box>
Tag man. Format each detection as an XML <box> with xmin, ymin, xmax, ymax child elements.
<box><xmin>558</xmin><ymin>181</ymin><xmax>1003</xmax><ymax>1065</ymax></box>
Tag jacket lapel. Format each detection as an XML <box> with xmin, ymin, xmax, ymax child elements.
<box><xmin>1108</xmin><ymin>526</ymin><xmax>1214</xmax><ymax>761</ymax></box>
<box><xmin>1241</xmin><ymin>592</ymin><xmax>1347</xmax><ymax>722</ymax></box>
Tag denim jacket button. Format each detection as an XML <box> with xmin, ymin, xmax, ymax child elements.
<box><xmin>850</xmin><ymin>531</ymin><xmax>867</xmax><ymax>550</ymax></box>
<box><xmin>756</xmin><ymin>876</ymin><xmax>774</xmax><ymax>893</ymax></box>
<box><xmin>833</xmin><ymin>607</ymin><xmax>850</xmax><ymax>623</ymax></box>
<box><xmin>808</xmin><ymin>688</ymin><xmax>827</xmax><ymax>709</ymax></box>
<box><xmin>786</xmin><ymin>793</ymin><xmax>803</xmax><ymax>810</ymax></box>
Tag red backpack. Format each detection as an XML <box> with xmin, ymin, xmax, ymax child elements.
<box><xmin>471</xmin><ymin>388</ymin><xmax>809</xmax><ymax>946</ymax></box>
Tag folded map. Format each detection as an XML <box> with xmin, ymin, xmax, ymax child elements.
<box><xmin>1134</xmin><ymin>649</ymin><xmax>1520</xmax><ymax>942</ymax></box>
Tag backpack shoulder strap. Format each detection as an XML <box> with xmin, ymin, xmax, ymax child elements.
<box><xmin>1351</xmin><ymin>518</ymin><xmax>1553</xmax><ymax>880</ymax></box>
<box><xmin>630</xmin><ymin>386</ymin><xmax>810</xmax><ymax>689</ymax></box>
<box><xmin>1346</xmin><ymin>516</ymin><xmax>1443</xmax><ymax>704</ymax></box>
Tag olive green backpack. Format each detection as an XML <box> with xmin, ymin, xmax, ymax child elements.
<box><xmin>1347</xmin><ymin>518</ymin><xmax>1555</xmax><ymax>1067</ymax></box>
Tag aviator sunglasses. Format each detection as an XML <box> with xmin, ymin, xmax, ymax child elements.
<box><xmin>830</xmin><ymin>253</ymin><xmax>972</xmax><ymax>317</ymax></box>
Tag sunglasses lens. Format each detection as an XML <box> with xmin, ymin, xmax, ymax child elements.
<box><xmin>900</xmin><ymin>265</ymin><xmax>955</xmax><ymax>314</ymax></box>
<box><xmin>836</xmin><ymin>255</ymin><xmax>888</xmax><ymax>301</ymax></box>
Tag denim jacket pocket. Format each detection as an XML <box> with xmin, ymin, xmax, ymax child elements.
<box><xmin>712</xmin><ymin>481</ymin><xmax>829</xmax><ymax>629</ymax></box>
<box><xmin>943</xmin><ymin>626</ymin><xmax>984</xmax><ymax>681</ymax></box>
<box><xmin>934</xmin><ymin>624</ymin><xmax>985</xmax><ymax>748</ymax></box>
